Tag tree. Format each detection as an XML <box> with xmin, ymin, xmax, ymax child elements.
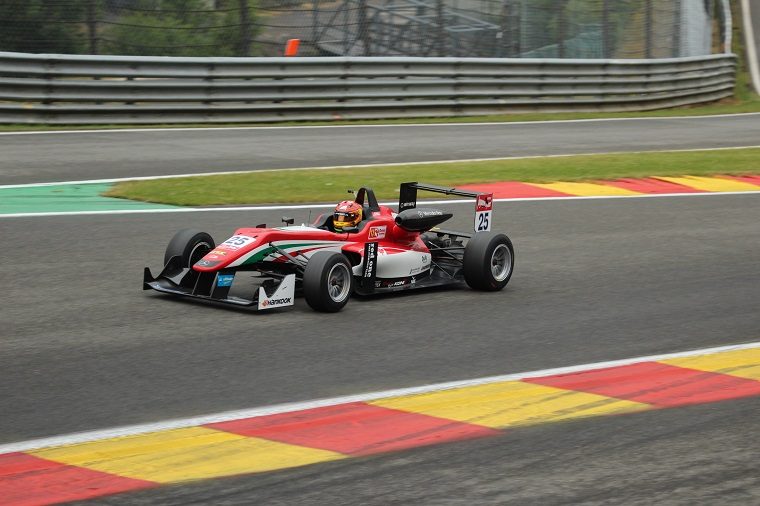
<box><xmin>101</xmin><ymin>0</ymin><xmax>259</xmax><ymax>56</ymax></box>
<box><xmin>0</xmin><ymin>0</ymin><xmax>86</xmax><ymax>54</ymax></box>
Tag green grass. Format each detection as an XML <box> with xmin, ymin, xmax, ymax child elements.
<box><xmin>106</xmin><ymin>147</ymin><xmax>760</xmax><ymax>206</ymax></box>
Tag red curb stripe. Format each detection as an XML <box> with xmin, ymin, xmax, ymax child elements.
<box><xmin>207</xmin><ymin>401</ymin><xmax>499</xmax><ymax>456</ymax></box>
<box><xmin>717</xmin><ymin>174</ymin><xmax>760</xmax><ymax>187</ymax></box>
<box><xmin>602</xmin><ymin>177</ymin><xmax>706</xmax><ymax>194</ymax></box>
<box><xmin>523</xmin><ymin>362</ymin><xmax>760</xmax><ymax>408</ymax></box>
<box><xmin>458</xmin><ymin>182</ymin><xmax>571</xmax><ymax>198</ymax></box>
<box><xmin>0</xmin><ymin>452</ymin><xmax>155</xmax><ymax>506</ymax></box>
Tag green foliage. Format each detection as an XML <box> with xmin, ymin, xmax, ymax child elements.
<box><xmin>0</xmin><ymin>0</ymin><xmax>86</xmax><ymax>53</ymax></box>
<box><xmin>0</xmin><ymin>0</ymin><xmax>260</xmax><ymax>56</ymax></box>
<box><xmin>101</xmin><ymin>0</ymin><xmax>259</xmax><ymax>56</ymax></box>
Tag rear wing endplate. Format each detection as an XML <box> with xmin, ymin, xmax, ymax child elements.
<box><xmin>398</xmin><ymin>181</ymin><xmax>493</xmax><ymax>232</ymax></box>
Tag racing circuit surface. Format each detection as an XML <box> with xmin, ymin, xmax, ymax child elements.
<box><xmin>1</xmin><ymin>114</ymin><xmax>760</xmax><ymax>184</ymax></box>
<box><xmin>2</xmin><ymin>117</ymin><xmax>760</xmax><ymax>503</ymax></box>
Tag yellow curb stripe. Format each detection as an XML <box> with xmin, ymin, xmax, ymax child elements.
<box><xmin>371</xmin><ymin>381</ymin><xmax>649</xmax><ymax>429</ymax></box>
<box><xmin>526</xmin><ymin>181</ymin><xmax>642</xmax><ymax>196</ymax></box>
<box><xmin>654</xmin><ymin>176</ymin><xmax>760</xmax><ymax>192</ymax></box>
<box><xmin>31</xmin><ymin>426</ymin><xmax>344</xmax><ymax>484</ymax></box>
<box><xmin>660</xmin><ymin>348</ymin><xmax>760</xmax><ymax>382</ymax></box>
<box><xmin>14</xmin><ymin>346</ymin><xmax>760</xmax><ymax>491</ymax></box>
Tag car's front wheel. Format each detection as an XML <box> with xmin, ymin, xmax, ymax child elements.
<box><xmin>463</xmin><ymin>232</ymin><xmax>514</xmax><ymax>291</ymax></box>
<box><xmin>303</xmin><ymin>251</ymin><xmax>354</xmax><ymax>312</ymax></box>
<box><xmin>164</xmin><ymin>228</ymin><xmax>215</xmax><ymax>267</ymax></box>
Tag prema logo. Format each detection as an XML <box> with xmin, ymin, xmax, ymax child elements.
<box><xmin>368</xmin><ymin>225</ymin><xmax>387</xmax><ymax>239</ymax></box>
<box><xmin>476</xmin><ymin>194</ymin><xmax>493</xmax><ymax>211</ymax></box>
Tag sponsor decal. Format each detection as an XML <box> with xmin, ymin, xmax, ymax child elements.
<box><xmin>368</xmin><ymin>225</ymin><xmax>387</xmax><ymax>240</ymax></box>
<box><xmin>363</xmin><ymin>242</ymin><xmax>378</xmax><ymax>279</ymax></box>
<box><xmin>258</xmin><ymin>274</ymin><xmax>296</xmax><ymax>310</ymax></box>
<box><xmin>418</xmin><ymin>209</ymin><xmax>443</xmax><ymax>218</ymax></box>
<box><xmin>410</xmin><ymin>265</ymin><xmax>430</xmax><ymax>275</ymax></box>
<box><xmin>216</xmin><ymin>274</ymin><xmax>234</xmax><ymax>287</ymax></box>
<box><xmin>377</xmin><ymin>278</ymin><xmax>408</xmax><ymax>288</ymax></box>
<box><xmin>220</xmin><ymin>235</ymin><xmax>256</xmax><ymax>251</ymax></box>
<box><xmin>476</xmin><ymin>194</ymin><xmax>493</xmax><ymax>212</ymax></box>
<box><xmin>210</xmin><ymin>250</ymin><xmax>227</xmax><ymax>256</ymax></box>
<box><xmin>399</xmin><ymin>201</ymin><xmax>416</xmax><ymax>211</ymax></box>
<box><xmin>196</xmin><ymin>259</ymin><xmax>220</xmax><ymax>268</ymax></box>
<box><xmin>261</xmin><ymin>297</ymin><xmax>292</xmax><ymax>308</ymax></box>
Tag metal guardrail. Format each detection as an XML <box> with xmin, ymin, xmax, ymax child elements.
<box><xmin>0</xmin><ymin>52</ymin><xmax>737</xmax><ymax>124</ymax></box>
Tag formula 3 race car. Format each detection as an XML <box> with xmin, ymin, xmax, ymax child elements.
<box><xmin>144</xmin><ymin>182</ymin><xmax>514</xmax><ymax>312</ymax></box>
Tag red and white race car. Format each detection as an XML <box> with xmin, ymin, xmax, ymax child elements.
<box><xmin>144</xmin><ymin>182</ymin><xmax>514</xmax><ymax>312</ymax></box>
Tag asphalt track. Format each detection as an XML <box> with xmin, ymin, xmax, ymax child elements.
<box><xmin>2</xmin><ymin>117</ymin><xmax>760</xmax><ymax>503</ymax></box>
<box><xmin>1</xmin><ymin>114</ymin><xmax>760</xmax><ymax>184</ymax></box>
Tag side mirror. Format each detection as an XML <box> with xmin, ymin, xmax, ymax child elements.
<box><xmin>281</xmin><ymin>216</ymin><xmax>294</xmax><ymax>226</ymax></box>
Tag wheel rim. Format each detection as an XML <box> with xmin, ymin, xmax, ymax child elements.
<box><xmin>491</xmin><ymin>244</ymin><xmax>512</xmax><ymax>282</ymax></box>
<box><xmin>189</xmin><ymin>241</ymin><xmax>212</xmax><ymax>266</ymax></box>
<box><xmin>327</xmin><ymin>263</ymin><xmax>351</xmax><ymax>302</ymax></box>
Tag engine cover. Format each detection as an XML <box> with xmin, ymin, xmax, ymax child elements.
<box><xmin>394</xmin><ymin>208</ymin><xmax>453</xmax><ymax>232</ymax></box>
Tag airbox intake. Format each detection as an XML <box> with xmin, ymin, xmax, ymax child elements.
<box><xmin>395</xmin><ymin>208</ymin><xmax>452</xmax><ymax>232</ymax></box>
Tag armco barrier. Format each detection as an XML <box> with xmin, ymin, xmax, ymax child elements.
<box><xmin>0</xmin><ymin>52</ymin><xmax>737</xmax><ymax>124</ymax></box>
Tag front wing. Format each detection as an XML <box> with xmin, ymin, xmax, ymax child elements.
<box><xmin>143</xmin><ymin>256</ymin><xmax>295</xmax><ymax>310</ymax></box>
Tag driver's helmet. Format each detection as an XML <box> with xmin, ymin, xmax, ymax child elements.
<box><xmin>333</xmin><ymin>200</ymin><xmax>363</xmax><ymax>230</ymax></box>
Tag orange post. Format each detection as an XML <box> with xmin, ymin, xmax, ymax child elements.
<box><xmin>284</xmin><ymin>39</ymin><xmax>300</xmax><ymax>57</ymax></box>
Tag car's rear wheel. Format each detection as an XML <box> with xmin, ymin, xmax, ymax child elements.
<box><xmin>463</xmin><ymin>232</ymin><xmax>514</xmax><ymax>291</ymax></box>
<box><xmin>164</xmin><ymin>229</ymin><xmax>215</xmax><ymax>267</ymax></box>
<box><xmin>303</xmin><ymin>251</ymin><xmax>354</xmax><ymax>312</ymax></box>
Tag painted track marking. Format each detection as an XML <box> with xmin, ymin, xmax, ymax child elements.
<box><xmin>3</xmin><ymin>342</ymin><xmax>759</xmax><ymax>504</ymax></box>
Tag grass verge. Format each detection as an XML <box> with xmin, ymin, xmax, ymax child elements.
<box><xmin>106</xmin><ymin>147</ymin><xmax>760</xmax><ymax>206</ymax></box>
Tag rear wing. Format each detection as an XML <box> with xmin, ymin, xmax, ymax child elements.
<box><xmin>398</xmin><ymin>182</ymin><xmax>493</xmax><ymax>232</ymax></box>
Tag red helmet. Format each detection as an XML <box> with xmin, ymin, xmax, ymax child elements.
<box><xmin>333</xmin><ymin>200</ymin><xmax>363</xmax><ymax>230</ymax></box>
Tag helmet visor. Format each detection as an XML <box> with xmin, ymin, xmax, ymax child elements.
<box><xmin>334</xmin><ymin>210</ymin><xmax>361</xmax><ymax>227</ymax></box>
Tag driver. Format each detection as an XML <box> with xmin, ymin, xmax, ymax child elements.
<box><xmin>333</xmin><ymin>200</ymin><xmax>363</xmax><ymax>231</ymax></box>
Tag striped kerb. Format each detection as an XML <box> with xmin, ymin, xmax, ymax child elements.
<box><xmin>2</xmin><ymin>345</ymin><xmax>760</xmax><ymax>505</ymax></box>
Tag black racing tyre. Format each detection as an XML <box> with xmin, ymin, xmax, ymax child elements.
<box><xmin>303</xmin><ymin>251</ymin><xmax>354</xmax><ymax>312</ymax></box>
<box><xmin>164</xmin><ymin>228</ymin><xmax>215</xmax><ymax>267</ymax></box>
<box><xmin>463</xmin><ymin>232</ymin><xmax>514</xmax><ymax>291</ymax></box>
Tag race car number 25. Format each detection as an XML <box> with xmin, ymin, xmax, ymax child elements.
<box><xmin>475</xmin><ymin>211</ymin><xmax>491</xmax><ymax>232</ymax></box>
<box><xmin>474</xmin><ymin>193</ymin><xmax>493</xmax><ymax>232</ymax></box>
<box><xmin>221</xmin><ymin>235</ymin><xmax>256</xmax><ymax>250</ymax></box>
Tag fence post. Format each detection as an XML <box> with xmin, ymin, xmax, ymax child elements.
<box><xmin>602</xmin><ymin>0</ymin><xmax>611</xmax><ymax>58</ymax></box>
<box><xmin>238</xmin><ymin>0</ymin><xmax>252</xmax><ymax>57</ymax></box>
<box><xmin>436</xmin><ymin>0</ymin><xmax>445</xmax><ymax>57</ymax></box>
<box><xmin>645</xmin><ymin>0</ymin><xmax>653</xmax><ymax>58</ymax></box>
<box><xmin>558</xmin><ymin>1</ymin><xmax>567</xmax><ymax>58</ymax></box>
<box><xmin>672</xmin><ymin>0</ymin><xmax>681</xmax><ymax>57</ymax></box>
<box><xmin>359</xmin><ymin>0</ymin><xmax>371</xmax><ymax>55</ymax></box>
<box><xmin>87</xmin><ymin>0</ymin><xmax>98</xmax><ymax>55</ymax></box>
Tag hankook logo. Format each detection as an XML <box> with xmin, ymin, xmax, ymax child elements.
<box><xmin>262</xmin><ymin>297</ymin><xmax>292</xmax><ymax>307</ymax></box>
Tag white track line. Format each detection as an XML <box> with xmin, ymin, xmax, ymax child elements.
<box><xmin>1</xmin><ymin>340</ymin><xmax>758</xmax><ymax>455</ymax></box>
<box><xmin>2</xmin><ymin>145</ymin><xmax>760</xmax><ymax>190</ymax></box>
<box><xmin>2</xmin><ymin>191</ymin><xmax>759</xmax><ymax>219</ymax></box>
<box><xmin>0</xmin><ymin>112</ymin><xmax>759</xmax><ymax>137</ymax></box>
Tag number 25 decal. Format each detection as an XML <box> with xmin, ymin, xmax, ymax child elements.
<box><xmin>221</xmin><ymin>235</ymin><xmax>255</xmax><ymax>249</ymax></box>
<box><xmin>476</xmin><ymin>211</ymin><xmax>490</xmax><ymax>231</ymax></box>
